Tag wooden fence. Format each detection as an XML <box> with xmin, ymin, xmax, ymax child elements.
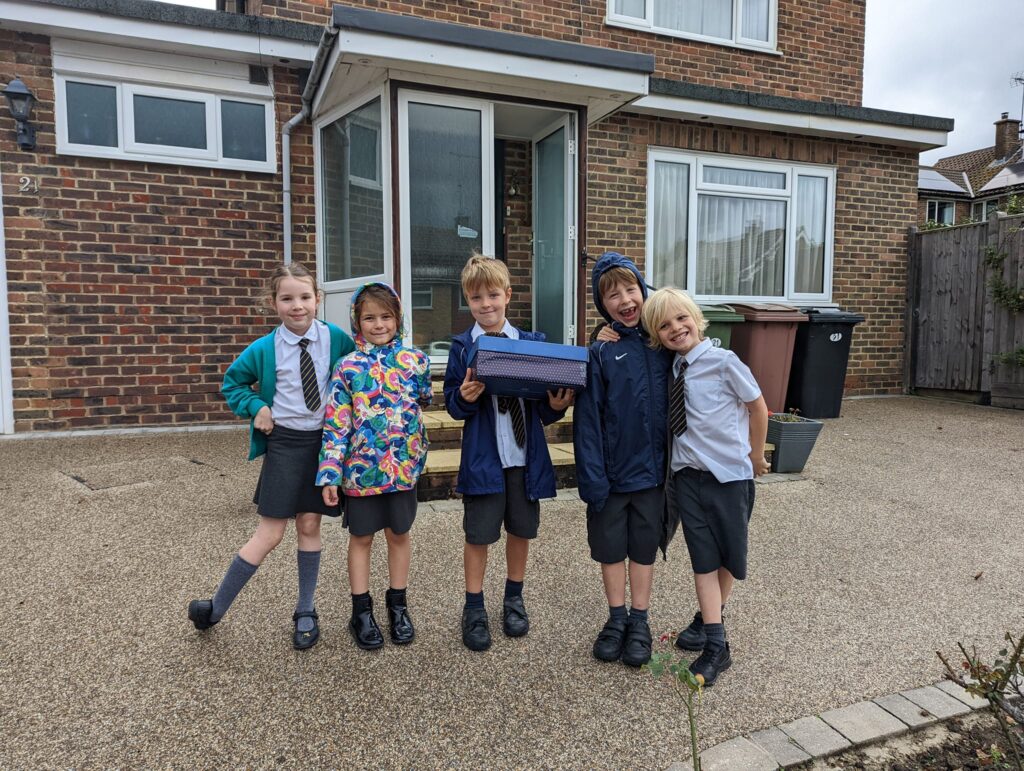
<box><xmin>907</xmin><ymin>213</ymin><xmax>1024</xmax><ymax>408</ymax></box>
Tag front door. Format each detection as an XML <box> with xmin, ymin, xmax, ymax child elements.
<box><xmin>532</xmin><ymin>115</ymin><xmax>576</xmax><ymax>344</ymax></box>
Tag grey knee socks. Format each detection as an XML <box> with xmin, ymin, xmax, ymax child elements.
<box><xmin>295</xmin><ymin>550</ymin><xmax>321</xmax><ymax>633</ymax></box>
<box><xmin>210</xmin><ymin>554</ymin><xmax>258</xmax><ymax>623</ymax></box>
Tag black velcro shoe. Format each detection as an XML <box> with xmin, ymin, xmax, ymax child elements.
<box><xmin>688</xmin><ymin>642</ymin><xmax>732</xmax><ymax>687</ymax></box>
<box><xmin>349</xmin><ymin>599</ymin><xmax>384</xmax><ymax>651</ymax></box>
<box><xmin>461</xmin><ymin>606</ymin><xmax>492</xmax><ymax>652</ymax></box>
<box><xmin>188</xmin><ymin>599</ymin><xmax>218</xmax><ymax>631</ymax></box>
<box><xmin>675</xmin><ymin>611</ymin><xmax>706</xmax><ymax>652</ymax></box>
<box><xmin>592</xmin><ymin>617</ymin><xmax>628</xmax><ymax>662</ymax></box>
<box><xmin>502</xmin><ymin>596</ymin><xmax>530</xmax><ymax>638</ymax></box>
<box><xmin>621</xmin><ymin>616</ymin><xmax>653</xmax><ymax>668</ymax></box>
<box><xmin>292</xmin><ymin>610</ymin><xmax>320</xmax><ymax>651</ymax></box>
<box><xmin>386</xmin><ymin>594</ymin><xmax>415</xmax><ymax>645</ymax></box>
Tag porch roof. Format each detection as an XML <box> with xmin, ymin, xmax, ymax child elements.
<box><xmin>312</xmin><ymin>6</ymin><xmax>653</xmax><ymax>123</ymax></box>
<box><xmin>631</xmin><ymin>78</ymin><xmax>954</xmax><ymax>150</ymax></box>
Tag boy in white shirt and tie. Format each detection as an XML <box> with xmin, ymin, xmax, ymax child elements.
<box><xmin>642</xmin><ymin>288</ymin><xmax>769</xmax><ymax>687</ymax></box>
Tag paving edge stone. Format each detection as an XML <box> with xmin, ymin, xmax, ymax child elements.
<box><xmin>668</xmin><ymin>679</ymin><xmax>996</xmax><ymax>769</ymax></box>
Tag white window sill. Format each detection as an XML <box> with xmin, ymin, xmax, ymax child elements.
<box><xmin>56</xmin><ymin>145</ymin><xmax>276</xmax><ymax>175</ymax></box>
<box><xmin>606</xmin><ymin>17</ymin><xmax>782</xmax><ymax>55</ymax></box>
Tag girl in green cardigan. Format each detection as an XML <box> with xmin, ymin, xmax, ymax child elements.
<box><xmin>188</xmin><ymin>263</ymin><xmax>354</xmax><ymax>650</ymax></box>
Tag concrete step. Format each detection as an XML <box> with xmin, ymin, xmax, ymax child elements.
<box><xmin>424</xmin><ymin>407</ymin><xmax>574</xmax><ymax>450</ymax></box>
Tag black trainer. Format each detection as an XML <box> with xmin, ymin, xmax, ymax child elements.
<box><xmin>502</xmin><ymin>595</ymin><xmax>530</xmax><ymax>638</ymax></box>
<box><xmin>592</xmin><ymin>617</ymin><xmax>628</xmax><ymax>662</ymax></box>
<box><xmin>188</xmin><ymin>599</ymin><xmax>218</xmax><ymax>631</ymax></box>
<box><xmin>675</xmin><ymin>611</ymin><xmax>706</xmax><ymax>652</ymax></box>
<box><xmin>621</xmin><ymin>616</ymin><xmax>653</xmax><ymax>667</ymax></box>
<box><xmin>461</xmin><ymin>606</ymin><xmax>492</xmax><ymax>651</ymax></box>
<box><xmin>688</xmin><ymin>642</ymin><xmax>732</xmax><ymax>687</ymax></box>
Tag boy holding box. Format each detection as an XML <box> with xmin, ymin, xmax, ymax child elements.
<box><xmin>444</xmin><ymin>254</ymin><xmax>573</xmax><ymax>652</ymax></box>
<box><xmin>574</xmin><ymin>252</ymin><xmax>673</xmax><ymax>667</ymax></box>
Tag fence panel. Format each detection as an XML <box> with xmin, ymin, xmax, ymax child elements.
<box><xmin>990</xmin><ymin>214</ymin><xmax>1024</xmax><ymax>408</ymax></box>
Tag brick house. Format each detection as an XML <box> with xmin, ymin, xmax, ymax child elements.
<box><xmin>918</xmin><ymin>113</ymin><xmax>1023</xmax><ymax>226</ymax></box>
<box><xmin>0</xmin><ymin>0</ymin><xmax>952</xmax><ymax>435</ymax></box>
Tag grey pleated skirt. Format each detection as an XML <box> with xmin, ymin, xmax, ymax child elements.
<box><xmin>253</xmin><ymin>425</ymin><xmax>340</xmax><ymax>519</ymax></box>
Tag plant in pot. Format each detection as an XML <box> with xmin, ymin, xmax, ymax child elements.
<box><xmin>766</xmin><ymin>409</ymin><xmax>823</xmax><ymax>473</ymax></box>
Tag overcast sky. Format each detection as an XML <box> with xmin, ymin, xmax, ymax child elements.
<box><xmin>163</xmin><ymin>0</ymin><xmax>1021</xmax><ymax>165</ymax></box>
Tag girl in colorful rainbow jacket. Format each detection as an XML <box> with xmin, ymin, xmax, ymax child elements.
<box><xmin>317</xmin><ymin>282</ymin><xmax>431</xmax><ymax>651</ymax></box>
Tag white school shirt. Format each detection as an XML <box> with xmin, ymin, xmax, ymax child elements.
<box><xmin>272</xmin><ymin>319</ymin><xmax>331</xmax><ymax>431</ymax></box>
<box><xmin>671</xmin><ymin>338</ymin><xmax>762</xmax><ymax>483</ymax></box>
<box><xmin>471</xmin><ymin>320</ymin><xmax>527</xmax><ymax>469</ymax></box>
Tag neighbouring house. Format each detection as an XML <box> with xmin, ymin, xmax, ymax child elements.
<box><xmin>918</xmin><ymin>112</ymin><xmax>1023</xmax><ymax>226</ymax></box>
<box><xmin>0</xmin><ymin>0</ymin><xmax>953</xmax><ymax>435</ymax></box>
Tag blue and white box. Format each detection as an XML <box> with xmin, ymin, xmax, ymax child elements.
<box><xmin>468</xmin><ymin>336</ymin><xmax>588</xmax><ymax>400</ymax></box>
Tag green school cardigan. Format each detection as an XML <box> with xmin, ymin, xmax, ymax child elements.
<box><xmin>221</xmin><ymin>321</ymin><xmax>355</xmax><ymax>460</ymax></box>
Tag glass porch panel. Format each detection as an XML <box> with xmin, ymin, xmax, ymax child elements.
<box><xmin>407</xmin><ymin>102</ymin><xmax>482</xmax><ymax>354</ymax></box>
<box><xmin>534</xmin><ymin>126</ymin><xmax>566</xmax><ymax>344</ymax></box>
<box><xmin>321</xmin><ymin>97</ymin><xmax>384</xmax><ymax>283</ymax></box>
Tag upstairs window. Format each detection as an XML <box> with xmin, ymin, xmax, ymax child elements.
<box><xmin>608</xmin><ymin>0</ymin><xmax>776</xmax><ymax>51</ymax></box>
<box><xmin>53</xmin><ymin>39</ymin><xmax>275</xmax><ymax>173</ymax></box>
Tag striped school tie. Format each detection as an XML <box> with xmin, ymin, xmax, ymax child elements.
<box><xmin>298</xmin><ymin>338</ymin><xmax>321</xmax><ymax>412</ymax></box>
<box><xmin>485</xmin><ymin>332</ymin><xmax>527</xmax><ymax>448</ymax></box>
<box><xmin>669</xmin><ymin>361</ymin><xmax>688</xmax><ymax>436</ymax></box>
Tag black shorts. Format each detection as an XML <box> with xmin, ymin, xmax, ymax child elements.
<box><xmin>462</xmin><ymin>467</ymin><xmax>540</xmax><ymax>545</ymax></box>
<box><xmin>586</xmin><ymin>487</ymin><xmax>664</xmax><ymax>566</ymax></box>
<box><xmin>672</xmin><ymin>467</ymin><xmax>755</xmax><ymax>579</ymax></box>
<box><xmin>253</xmin><ymin>425</ymin><xmax>340</xmax><ymax>519</ymax></box>
<box><xmin>344</xmin><ymin>489</ymin><xmax>417</xmax><ymax>537</ymax></box>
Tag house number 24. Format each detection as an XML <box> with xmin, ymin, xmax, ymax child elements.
<box><xmin>19</xmin><ymin>176</ymin><xmax>39</xmax><ymax>193</ymax></box>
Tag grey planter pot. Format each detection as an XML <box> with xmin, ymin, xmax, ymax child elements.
<box><xmin>766</xmin><ymin>415</ymin><xmax>824</xmax><ymax>473</ymax></box>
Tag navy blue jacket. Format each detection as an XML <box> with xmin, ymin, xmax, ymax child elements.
<box><xmin>573</xmin><ymin>252</ymin><xmax>672</xmax><ymax>512</ymax></box>
<box><xmin>444</xmin><ymin>327</ymin><xmax>565</xmax><ymax>500</ymax></box>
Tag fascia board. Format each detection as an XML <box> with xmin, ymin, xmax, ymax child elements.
<box><xmin>0</xmin><ymin>0</ymin><xmax>318</xmax><ymax>64</ymax></box>
<box><xmin>631</xmin><ymin>94</ymin><xmax>950</xmax><ymax>150</ymax></box>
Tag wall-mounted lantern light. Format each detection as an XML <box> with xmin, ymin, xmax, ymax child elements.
<box><xmin>3</xmin><ymin>77</ymin><xmax>37</xmax><ymax>151</ymax></box>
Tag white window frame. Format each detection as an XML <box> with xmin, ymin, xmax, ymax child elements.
<box><xmin>411</xmin><ymin>287</ymin><xmax>434</xmax><ymax>310</ymax></box>
<box><xmin>645</xmin><ymin>148</ymin><xmax>836</xmax><ymax>305</ymax></box>
<box><xmin>53</xmin><ymin>48</ymin><xmax>276</xmax><ymax>173</ymax></box>
<box><xmin>926</xmin><ymin>199</ymin><xmax>955</xmax><ymax>225</ymax></box>
<box><xmin>346</xmin><ymin>116</ymin><xmax>383</xmax><ymax>190</ymax></box>
<box><xmin>606</xmin><ymin>0</ymin><xmax>778</xmax><ymax>54</ymax></box>
<box><xmin>971</xmin><ymin>198</ymin><xmax>998</xmax><ymax>221</ymax></box>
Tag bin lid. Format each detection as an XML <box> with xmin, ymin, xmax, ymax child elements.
<box><xmin>699</xmin><ymin>304</ymin><xmax>744</xmax><ymax>323</ymax></box>
<box><xmin>803</xmin><ymin>307</ymin><xmax>866</xmax><ymax>324</ymax></box>
<box><xmin>729</xmin><ymin>302</ymin><xmax>808</xmax><ymax>322</ymax></box>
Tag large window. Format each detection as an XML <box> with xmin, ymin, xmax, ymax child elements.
<box><xmin>647</xmin><ymin>151</ymin><xmax>834</xmax><ymax>302</ymax></box>
<box><xmin>926</xmin><ymin>200</ymin><xmax>955</xmax><ymax>225</ymax></box>
<box><xmin>608</xmin><ymin>0</ymin><xmax>776</xmax><ymax>51</ymax></box>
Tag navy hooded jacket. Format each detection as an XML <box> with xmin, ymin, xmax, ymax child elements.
<box><xmin>443</xmin><ymin>326</ymin><xmax>566</xmax><ymax>500</ymax></box>
<box><xmin>573</xmin><ymin>252</ymin><xmax>672</xmax><ymax>512</ymax></box>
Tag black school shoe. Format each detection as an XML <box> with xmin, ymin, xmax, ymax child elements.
<box><xmin>350</xmin><ymin>600</ymin><xmax>385</xmax><ymax>651</ymax></box>
<box><xmin>386</xmin><ymin>594</ymin><xmax>415</xmax><ymax>645</ymax></box>
<box><xmin>461</xmin><ymin>606</ymin><xmax>492</xmax><ymax>652</ymax></box>
<box><xmin>188</xmin><ymin>599</ymin><xmax>218</xmax><ymax>631</ymax></box>
<box><xmin>675</xmin><ymin>611</ymin><xmax>707</xmax><ymax>652</ymax></box>
<box><xmin>688</xmin><ymin>642</ymin><xmax>732</xmax><ymax>687</ymax></box>
<box><xmin>621</xmin><ymin>616</ymin><xmax>653</xmax><ymax>668</ymax></box>
<box><xmin>502</xmin><ymin>596</ymin><xmax>530</xmax><ymax>638</ymax></box>
<box><xmin>592</xmin><ymin>617</ymin><xmax>628</xmax><ymax>662</ymax></box>
<box><xmin>292</xmin><ymin>610</ymin><xmax>320</xmax><ymax>650</ymax></box>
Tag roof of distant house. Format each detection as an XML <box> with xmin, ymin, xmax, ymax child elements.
<box><xmin>918</xmin><ymin>167</ymin><xmax>971</xmax><ymax>196</ymax></box>
<box><xmin>979</xmin><ymin>161</ymin><xmax>1024</xmax><ymax>194</ymax></box>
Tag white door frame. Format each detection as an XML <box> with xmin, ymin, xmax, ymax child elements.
<box><xmin>397</xmin><ymin>89</ymin><xmax>494</xmax><ymax>359</ymax></box>
<box><xmin>531</xmin><ymin>113</ymin><xmax>577</xmax><ymax>343</ymax></box>
<box><xmin>0</xmin><ymin>176</ymin><xmax>13</xmax><ymax>434</ymax></box>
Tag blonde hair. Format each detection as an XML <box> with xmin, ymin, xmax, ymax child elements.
<box><xmin>597</xmin><ymin>266</ymin><xmax>641</xmax><ymax>300</ymax></box>
<box><xmin>267</xmin><ymin>262</ymin><xmax>318</xmax><ymax>299</ymax></box>
<box><xmin>461</xmin><ymin>253</ymin><xmax>511</xmax><ymax>296</ymax></box>
<box><xmin>641</xmin><ymin>287</ymin><xmax>708</xmax><ymax>349</ymax></box>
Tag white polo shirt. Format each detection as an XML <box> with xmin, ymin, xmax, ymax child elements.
<box><xmin>671</xmin><ymin>338</ymin><xmax>762</xmax><ymax>483</ymax></box>
<box><xmin>272</xmin><ymin>319</ymin><xmax>331</xmax><ymax>431</ymax></box>
<box><xmin>471</xmin><ymin>320</ymin><xmax>526</xmax><ymax>469</ymax></box>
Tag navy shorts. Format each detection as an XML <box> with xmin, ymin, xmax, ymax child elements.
<box><xmin>344</xmin><ymin>489</ymin><xmax>417</xmax><ymax>537</ymax></box>
<box><xmin>586</xmin><ymin>487</ymin><xmax>664</xmax><ymax>566</ymax></box>
<box><xmin>462</xmin><ymin>467</ymin><xmax>540</xmax><ymax>545</ymax></box>
<box><xmin>672</xmin><ymin>467</ymin><xmax>755</xmax><ymax>579</ymax></box>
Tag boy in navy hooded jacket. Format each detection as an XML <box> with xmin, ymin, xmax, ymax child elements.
<box><xmin>574</xmin><ymin>252</ymin><xmax>672</xmax><ymax>668</ymax></box>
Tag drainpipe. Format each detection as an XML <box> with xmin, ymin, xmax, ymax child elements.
<box><xmin>282</xmin><ymin>22</ymin><xmax>339</xmax><ymax>264</ymax></box>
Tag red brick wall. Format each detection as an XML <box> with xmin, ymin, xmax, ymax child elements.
<box><xmin>584</xmin><ymin>112</ymin><xmax>918</xmax><ymax>396</ymax></box>
<box><xmin>503</xmin><ymin>140</ymin><xmax>533</xmax><ymax>330</ymax></box>
<box><xmin>0</xmin><ymin>29</ymin><xmax>317</xmax><ymax>431</ymax></box>
<box><xmin>260</xmin><ymin>0</ymin><xmax>865</xmax><ymax>105</ymax></box>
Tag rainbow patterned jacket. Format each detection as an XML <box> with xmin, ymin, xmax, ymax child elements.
<box><xmin>316</xmin><ymin>283</ymin><xmax>431</xmax><ymax>496</ymax></box>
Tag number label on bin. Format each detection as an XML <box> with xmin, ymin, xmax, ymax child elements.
<box><xmin>829</xmin><ymin>332</ymin><xmax>843</xmax><ymax>342</ymax></box>
<box><xmin>710</xmin><ymin>337</ymin><xmax>722</xmax><ymax>348</ymax></box>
